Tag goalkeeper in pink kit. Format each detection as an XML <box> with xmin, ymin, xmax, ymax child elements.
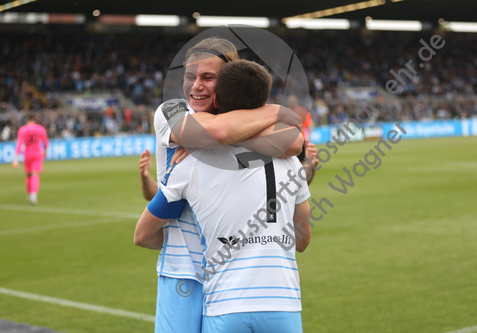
<box><xmin>12</xmin><ymin>114</ymin><xmax>49</xmax><ymax>205</ymax></box>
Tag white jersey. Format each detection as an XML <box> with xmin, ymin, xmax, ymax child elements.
<box><xmin>154</xmin><ymin>99</ymin><xmax>203</xmax><ymax>282</ymax></box>
<box><xmin>160</xmin><ymin>145</ymin><xmax>310</xmax><ymax>316</ymax></box>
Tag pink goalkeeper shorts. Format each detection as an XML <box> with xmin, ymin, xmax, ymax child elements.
<box><xmin>24</xmin><ymin>155</ymin><xmax>43</xmax><ymax>174</ymax></box>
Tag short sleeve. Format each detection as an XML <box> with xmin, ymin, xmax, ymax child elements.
<box><xmin>292</xmin><ymin>157</ymin><xmax>311</xmax><ymax>204</ymax></box>
<box><xmin>159</xmin><ymin>156</ymin><xmax>195</xmax><ymax>203</ymax></box>
<box><xmin>154</xmin><ymin>99</ymin><xmax>190</xmax><ymax>149</ymax></box>
<box><xmin>147</xmin><ymin>188</ymin><xmax>186</xmax><ymax>219</ymax></box>
<box><xmin>148</xmin><ymin>155</ymin><xmax>196</xmax><ymax>219</ymax></box>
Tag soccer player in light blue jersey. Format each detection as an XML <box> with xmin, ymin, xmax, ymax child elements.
<box><xmin>135</xmin><ymin>60</ymin><xmax>311</xmax><ymax>333</ymax></box>
<box><xmin>135</xmin><ymin>38</ymin><xmax>304</xmax><ymax>333</ymax></box>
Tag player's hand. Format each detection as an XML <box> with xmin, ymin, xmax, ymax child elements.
<box><xmin>11</xmin><ymin>161</ymin><xmax>18</xmax><ymax>169</ymax></box>
<box><xmin>304</xmin><ymin>140</ymin><xmax>319</xmax><ymax>166</ymax></box>
<box><xmin>171</xmin><ymin>147</ymin><xmax>192</xmax><ymax>166</ymax></box>
<box><xmin>267</xmin><ymin>104</ymin><xmax>302</xmax><ymax>127</ymax></box>
<box><xmin>139</xmin><ymin>149</ymin><xmax>151</xmax><ymax>178</ymax></box>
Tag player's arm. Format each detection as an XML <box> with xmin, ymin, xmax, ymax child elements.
<box><xmin>135</xmin><ymin>158</ymin><xmax>191</xmax><ymax>249</ymax></box>
<box><xmin>134</xmin><ymin>208</ymin><xmax>167</xmax><ymax>250</ymax></box>
<box><xmin>134</xmin><ymin>189</ymin><xmax>186</xmax><ymax>249</ymax></box>
<box><xmin>170</xmin><ymin>125</ymin><xmax>303</xmax><ymax>165</ymax></box>
<box><xmin>139</xmin><ymin>149</ymin><xmax>159</xmax><ymax>200</ymax></box>
<box><xmin>134</xmin><ymin>207</ymin><xmax>167</xmax><ymax>250</ymax></box>
<box><xmin>293</xmin><ymin>200</ymin><xmax>311</xmax><ymax>253</ymax></box>
<box><xmin>171</xmin><ymin>104</ymin><xmax>301</xmax><ymax>148</ymax></box>
<box><xmin>12</xmin><ymin>129</ymin><xmax>24</xmax><ymax>169</ymax></box>
<box><xmin>292</xmin><ymin>157</ymin><xmax>312</xmax><ymax>253</ymax></box>
<box><xmin>239</xmin><ymin>123</ymin><xmax>304</xmax><ymax>158</ymax></box>
<box><xmin>302</xmin><ymin>141</ymin><xmax>319</xmax><ymax>184</ymax></box>
<box><xmin>42</xmin><ymin>127</ymin><xmax>49</xmax><ymax>158</ymax></box>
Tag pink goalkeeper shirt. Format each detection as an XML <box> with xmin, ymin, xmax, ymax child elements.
<box><xmin>15</xmin><ymin>123</ymin><xmax>49</xmax><ymax>158</ymax></box>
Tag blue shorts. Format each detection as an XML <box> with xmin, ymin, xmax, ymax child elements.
<box><xmin>202</xmin><ymin>311</ymin><xmax>302</xmax><ymax>333</ymax></box>
<box><xmin>155</xmin><ymin>276</ymin><xmax>203</xmax><ymax>333</ymax></box>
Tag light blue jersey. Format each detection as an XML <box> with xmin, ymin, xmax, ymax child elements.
<box><xmin>154</xmin><ymin>100</ymin><xmax>204</xmax><ymax>282</ymax></box>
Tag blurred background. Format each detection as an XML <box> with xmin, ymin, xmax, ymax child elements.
<box><xmin>0</xmin><ymin>0</ymin><xmax>476</xmax><ymax>146</ymax></box>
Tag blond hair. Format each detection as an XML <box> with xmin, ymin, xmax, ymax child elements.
<box><xmin>184</xmin><ymin>37</ymin><xmax>240</xmax><ymax>66</ymax></box>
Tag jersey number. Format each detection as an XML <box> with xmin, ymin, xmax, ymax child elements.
<box><xmin>27</xmin><ymin>133</ymin><xmax>38</xmax><ymax>146</ymax></box>
<box><xmin>235</xmin><ymin>152</ymin><xmax>277</xmax><ymax>223</ymax></box>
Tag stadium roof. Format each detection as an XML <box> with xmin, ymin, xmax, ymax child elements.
<box><xmin>2</xmin><ymin>0</ymin><xmax>475</xmax><ymax>23</ymax></box>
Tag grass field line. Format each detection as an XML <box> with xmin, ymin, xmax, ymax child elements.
<box><xmin>442</xmin><ymin>326</ymin><xmax>477</xmax><ymax>333</ymax></box>
<box><xmin>0</xmin><ymin>217</ymin><xmax>131</xmax><ymax>236</ymax></box>
<box><xmin>0</xmin><ymin>287</ymin><xmax>155</xmax><ymax>322</ymax></box>
<box><xmin>0</xmin><ymin>204</ymin><xmax>140</xmax><ymax>219</ymax></box>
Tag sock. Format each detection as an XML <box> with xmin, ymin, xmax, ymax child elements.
<box><xmin>30</xmin><ymin>174</ymin><xmax>40</xmax><ymax>194</ymax></box>
<box><xmin>26</xmin><ymin>176</ymin><xmax>32</xmax><ymax>193</ymax></box>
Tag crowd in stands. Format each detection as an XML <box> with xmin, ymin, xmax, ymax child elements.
<box><xmin>292</xmin><ymin>30</ymin><xmax>477</xmax><ymax>99</ymax></box>
<box><xmin>314</xmin><ymin>96</ymin><xmax>477</xmax><ymax>125</ymax></box>
<box><xmin>1</xmin><ymin>29</ymin><xmax>477</xmax><ymax>140</ymax></box>
<box><xmin>0</xmin><ymin>107</ymin><xmax>151</xmax><ymax>141</ymax></box>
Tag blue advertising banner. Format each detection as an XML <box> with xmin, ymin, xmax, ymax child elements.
<box><xmin>2</xmin><ymin>119</ymin><xmax>476</xmax><ymax>164</ymax></box>
<box><xmin>310</xmin><ymin>126</ymin><xmax>331</xmax><ymax>145</ymax></box>
<box><xmin>381</xmin><ymin>119</ymin><xmax>477</xmax><ymax>139</ymax></box>
<box><xmin>0</xmin><ymin>134</ymin><xmax>156</xmax><ymax>164</ymax></box>
<box><xmin>309</xmin><ymin>118</ymin><xmax>477</xmax><ymax>145</ymax></box>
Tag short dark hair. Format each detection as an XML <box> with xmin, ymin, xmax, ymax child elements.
<box><xmin>27</xmin><ymin>113</ymin><xmax>37</xmax><ymax>122</ymax></box>
<box><xmin>216</xmin><ymin>60</ymin><xmax>272</xmax><ymax>113</ymax></box>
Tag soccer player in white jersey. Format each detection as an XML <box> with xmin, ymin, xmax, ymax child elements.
<box><xmin>135</xmin><ymin>60</ymin><xmax>311</xmax><ymax>333</ymax></box>
<box><xmin>136</xmin><ymin>38</ymin><xmax>303</xmax><ymax>333</ymax></box>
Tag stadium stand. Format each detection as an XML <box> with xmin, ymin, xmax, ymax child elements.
<box><xmin>1</xmin><ymin>29</ymin><xmax>477</xmax><ymax>139</ymax></box>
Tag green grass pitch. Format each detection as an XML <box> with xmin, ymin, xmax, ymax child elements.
<box><xmin>1</xmin><ymin>137</ymin><xmax>476</xmax><ymax>333</ymax></box>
